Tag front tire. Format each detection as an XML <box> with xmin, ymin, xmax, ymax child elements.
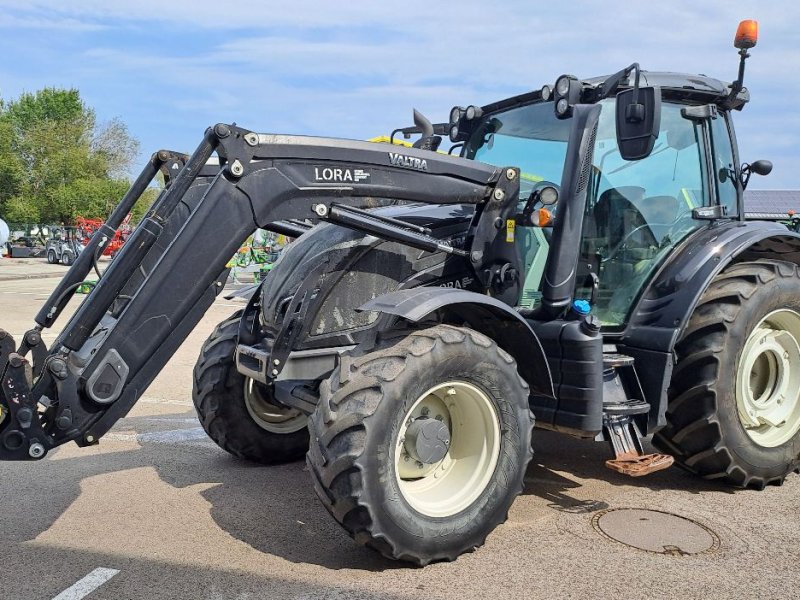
<box><xmin>47</xmin><ymin>249</ymin><xmax>56</xmax><ymax>264</ymax></box>
<box><xmin>308</xmin><ymin>324</ymin><xmax>533</xmax><ymax>565</ymax></box>
<box><xmin>654</xmin><ymin>260</ymin><xmax>800</xmax><ymax>488</ymax></box>
<box><xmin>193</xmin><ymin>312</ymin><xmax>309</xmax><ymax>464</ymax></box>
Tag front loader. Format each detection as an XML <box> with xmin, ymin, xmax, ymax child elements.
<box><xmin>2</xmin><ymin>20</ymin><xmax>800</xmax><ymax>565</ymax></box>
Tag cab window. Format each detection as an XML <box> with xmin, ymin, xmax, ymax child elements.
<box><xmin>578</xmin><ymin>101</ymin><xmax>710</xmax><ymax>327</ymax></box>
<box><xmin>709</xmin><ymin>114</ymin><xmax>739</xmax><ymax>217</ymax></box>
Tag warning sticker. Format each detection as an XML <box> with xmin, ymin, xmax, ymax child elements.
<box><xmin>506</xmin><ymin>219</ymin><xmax>516</xmax><ymax>242</ymax></box>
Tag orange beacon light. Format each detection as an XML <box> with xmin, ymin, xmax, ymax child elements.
<box><xmin>735</xmin><ymin>19</ymin><xmax>758</xmax><ymax>50</ymax></box>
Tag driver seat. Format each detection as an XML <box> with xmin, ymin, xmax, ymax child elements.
<box><xmin>637</xmin><ymin>195</ymin><xmax>680</xmax><ymax>243</ymax></box>
<box><xmin>592</xmin><ymin>186</ymin><xmax>647</xmax><ymax>253</ymax></box>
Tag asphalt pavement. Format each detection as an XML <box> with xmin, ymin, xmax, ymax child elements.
<box><xmin>0</xmin><ymin>265</ymin><xmax>798</xmax><ymax>600</ymax></box>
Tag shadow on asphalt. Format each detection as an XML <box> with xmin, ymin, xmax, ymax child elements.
<box><xmin>9</xmin><ymin>543</ymin><xmax>409</xmax><ymax>599</ymax></box>
<box><xmin>0</xmin><ymin>410</ymin><xmax>743</xmax><ymax>574</ymax></box>
<box><xmin>522</xmin><ymin>429</ymin><xmax>733</xmax><ymax>512</ymax></box>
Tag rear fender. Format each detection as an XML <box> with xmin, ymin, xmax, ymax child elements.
<box><xmin>360</xmin><ymin>288</ymin><xmax>554</xmax><ymax>398</ymax></box>
<box><xmin>621</xmin><ymin>221</ymin><xmax>800</xmax><ymax>431</ymax></box>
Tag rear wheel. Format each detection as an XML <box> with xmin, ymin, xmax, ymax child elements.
<box><xmin>193</xmin><ymin>312</ymin><xmax>309</xmax><ymax>464</ymax></box>
<box><xmin>308</xmin><ymin>324</ymin><xmax>533</xmax><ymax>565</ymax></box>
<box><xmin>654</xmin><ymin>260</ymin><xmax>800</xmax><ymax>488</ymax></box>
<box><xmin>60</xmin><ymin>251</ymin><xmax>74</xmax><ymax>266</ymax></box>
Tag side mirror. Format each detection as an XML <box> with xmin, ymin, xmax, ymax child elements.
<box><xmin>748</xmin><ymin>159</ymin><xmax>773</xmax><ymax>176</ymax></box>
<box><xmin>615</xmin><ymin>86</ymin><xmax>661</xmax><ymax>161</ymax></box>
<box><xmin>741</xmin><ymin>159</ymin><xmax>772</xmax><ymax>189</ymax></box>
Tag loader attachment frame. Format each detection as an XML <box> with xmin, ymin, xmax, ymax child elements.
<box><xmin>0</xmin><ymin>123</ymin><xmax>523</xmax><ymax>460</ymax></box>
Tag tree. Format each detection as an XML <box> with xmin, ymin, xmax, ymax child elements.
<box><xmin>0</xmin><ymin>118</ymin><xmax>24</xmax><ymax>211</ymax></box>
<box><xmin>0</xmin><ymin>87</ymin><xmax>144</xmax><ymax>224</ymax></box>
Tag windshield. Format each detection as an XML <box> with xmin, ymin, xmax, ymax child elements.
<box><xmin>465</xmin><ymin>101</ymin><xmax>571</xmax><ymax>194</ymax></box>
<box><xmin>463</xmin><ymin>98</ymin><xmax>710</xmax><ymax>328</ymax></box>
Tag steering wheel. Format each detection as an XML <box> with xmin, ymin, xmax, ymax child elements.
<box><xmin>601</xmin><ymin>222</ymin><xmax>660</xmax><ymax>263</ymax></box>
<box><xmin>593</xmin><ymin>192</ymin><xmax>659</xmax><ymax>263</ymax></box>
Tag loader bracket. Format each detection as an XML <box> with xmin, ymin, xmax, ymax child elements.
<box><xmin>17</xmin><ymin>328</ymin><xmax>48</xmax><ymax>379</ymax></box>
<box><xmin>267</xmin><ymin>258</ymin><xmax>331</xmax><ymax>380</ymax></box>
<box><xmin>0</xmin><ymin>353</ymin><xmax>51</xmax><ymax>460</ymax></box>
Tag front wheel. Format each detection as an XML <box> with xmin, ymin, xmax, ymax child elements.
<box><xmin>308</xmin><ymin>324</ymin><xmax>533</xmax><ymax>565</ymax></box>
<box><xmin>193</xmin><ymin>312</ymin><xmax>309</xmax><ymax>464</ymax></box>
<box><xmin>47</xmin><ymin>249</ymin><xmax>57</xmax><ymax>264</ymax></box>
<box><xmin>654</xmin><ymin>260</ymin><xmax>800</xmax><ymax>488</ymax></box>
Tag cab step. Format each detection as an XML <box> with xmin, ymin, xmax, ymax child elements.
<box><xmin>601</xmin><ymin>352</ymin><xmax>674</xmax><ymax>477</ymax></box>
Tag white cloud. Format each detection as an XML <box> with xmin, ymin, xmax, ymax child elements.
<box><xmin>0</xmin><ymin>0</ymin><xmax>797</xmax><ymax>187</ymax></box>
<box><xmin>0</xmin><ymin>13</ymin><xmax>106</xmax><ymax>30</ymax></box>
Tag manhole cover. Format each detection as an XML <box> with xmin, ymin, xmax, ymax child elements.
<box><xmin>592</xmin><ymin>508</ymin><xmax>720</xmax><ymax>555</ymax></box>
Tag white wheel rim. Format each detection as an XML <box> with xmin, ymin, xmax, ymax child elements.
<box><xmin>736</xmin><ymin>309</ymin><xmax>800</xmax><ymax>447</ymax></box>
<box><xmin>394</xmin><ymin>381</ymin><xmax>501</xmax><ymax>518</ymax></box>
<box><xmin>243</xmin><ymin>378</ymin><xmax>307</xmax><ymax>434</ymax></box>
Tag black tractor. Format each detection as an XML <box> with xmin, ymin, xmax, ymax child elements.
<box><xmin>2</xmin><ymin>20</ymin><xmax>797</xmax><ymax>565</ymax></box>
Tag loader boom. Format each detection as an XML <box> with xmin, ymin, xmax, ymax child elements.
<box><xmin>0</xmin><ymin>123</ymin><xmax>528</xmax><ymax>459</ymax></box>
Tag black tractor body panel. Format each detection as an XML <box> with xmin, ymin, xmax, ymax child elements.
<box><xmin>259</xmin><ymin>203</ymin><xmax>477</xmax><ymax>353</ymax></box>
<box><xmin>527</xmin><ymin>318</ymin><xmax>604</xmax><ymax>437</ymax></box>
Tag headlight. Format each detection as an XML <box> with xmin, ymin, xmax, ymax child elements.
<box><xmin>554</xmin><ymin>74</ymin><xmax>579</xmax><ymax>119</ymax></box>
<box><xmin>449</xmin><ymin>124</ymin><xmax>460</xmax><ymax>142</ymax></box>
<box><xmin>465</xmin><ymin>105</ymin><xmax>483</xmax><ymax>120</ymax></box>
<box><xmin>540</xmin><ymin>85</ymin><xmax>552</xmax><ymax>102</ymax></box>
<box><xmin>449</xmin><ymin>106</ymin><xmax>463</xmax><ymax>125</ymax></box>
<box><xmin>539</xmin><ymin>186</ymin><xmax>559</xmax><ymax>206</ymax></box>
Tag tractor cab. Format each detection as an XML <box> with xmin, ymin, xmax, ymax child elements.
<box><xmin>459</xmin><ymin>71</ymin><xmax>746</xmax><ymax>329</ymax></box>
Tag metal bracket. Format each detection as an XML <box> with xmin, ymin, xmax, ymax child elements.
<box><xmin>0</xmin><ymin>353</ymin><xmax>51</xmax><ymax>460</ymax></box>
<box><xmin>466</xmin><ymin>167</ymin><xmax>522</xmax><ymax>305</ymax></box>
<box><xmin>215</xmin><ymin>126</ymin><xmax>258</xmax><ymax>179</ymax></box>
<box><xmin>17</xmin><ymin>328</ymin><xmax>48</xmax><ymax>379</ymax></box>
<box><xmin>267</xmin><ymin>258</ymin><xmax>331</xmax><ymax>380</ymax></box>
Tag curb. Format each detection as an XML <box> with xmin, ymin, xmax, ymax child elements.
<box><xmin>0</xmin><ymin>271</ymin><xmax>67</xmax><ymax>282</ymax></box>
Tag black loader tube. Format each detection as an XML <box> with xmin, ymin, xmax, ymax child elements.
<box><xmin>328</xmin><ymin>204</ymin><xmax>467</xmax><ymax>256</ymax></box>
<box><xmin>539</xmin><ymin>104</ymin><xmax>601</xmax><ymax>319</ymax></box>
<box><xmin>59</xmin><ymin>127</ymin><xmax>222</xmax><ymax>351</ymax></box>
<box><xmin>35</xmin><ymin>151</ymin><xmax>168</xmax><ymax>328</ymax></box>
<box><xmin>266</xmin><ymin>220</ymin><xmax>312</xmax><ymax>239</ymax></box>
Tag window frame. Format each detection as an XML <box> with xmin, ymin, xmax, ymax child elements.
<box><xmin>706</xmin><ymin>110</ymin><xmax>741</xmax><ymax>218</ymax></box>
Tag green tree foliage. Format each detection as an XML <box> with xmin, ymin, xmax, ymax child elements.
<box><xmin>0</xmin><ymin>87</ymin><xmax>147</xmax><ymax>224</ymax></box>
<box><xmin>0</xmin><ymin>118</ymin><xmax>24</xmax><ymax>211</ymax></box>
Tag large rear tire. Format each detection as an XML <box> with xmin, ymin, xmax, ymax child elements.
<box><xmin>308</xmin><ymin>324</ymin><xmax>533</xmax><ymax>565</ymax></box>
<box><xmin>193</xmin><ymin>312</ymin><xmax>309</xmax><ymax>464</ymax></box>
<box><xmin>653</xmin><ymin>260</ymin><xmax>800</xmax><ymax>488</ymax></box>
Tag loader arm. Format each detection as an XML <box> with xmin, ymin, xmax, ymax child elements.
<box><xmin>0</xmin><ymin>124</ymin><xmax>522</xmax><ymax>460</ymax></box>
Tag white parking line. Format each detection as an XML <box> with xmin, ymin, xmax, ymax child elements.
<box><xmin>52</xmin><ymin>568</ymin><xmax>119</xmax><ymax>600</ymax></box>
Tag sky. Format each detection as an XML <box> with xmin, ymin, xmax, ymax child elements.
<box><xmin>0</xmin><ymin>0</ymin><xmax>797</xmax><ymax>190</ymax></box>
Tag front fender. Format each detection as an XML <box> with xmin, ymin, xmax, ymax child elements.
<box><xmin>360</xmin><ymin>288</ymin><xmax>554</xmax><ymax>398</ymax></box>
